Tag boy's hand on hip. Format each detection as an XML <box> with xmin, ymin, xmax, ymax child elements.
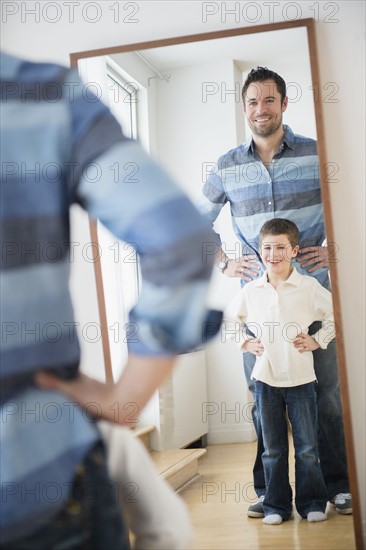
<box><xmin>293</xmin><ymin>333</ymin><xmax>320</xmax><ymax>353</ymax></box>
<box><xmin>243</xmin><ymin>338</ymin><xmax>264</xmax><ymax>356</ymax></box>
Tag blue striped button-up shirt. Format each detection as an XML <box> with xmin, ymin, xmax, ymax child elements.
<box><xmin>199</xmin><ymin>125</ymin><xmax>328</xmax><ymax>287</ymax></box>
<box><xmin>0</xmin><ymin>52</ymin><xmax>220</xmax><ymax>543</ymax></box>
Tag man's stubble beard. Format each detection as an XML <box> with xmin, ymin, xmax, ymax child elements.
<box><xmin>248</xmin><ymin>117</ymin><xmax>283</xmax><ymax>138</ymax></box>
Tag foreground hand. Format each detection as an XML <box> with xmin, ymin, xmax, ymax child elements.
<box><xmin>35</xmin><ymin>354</ymin><xmax>175</xmax><ymax>426</ymax></box>
<box><xmin>293</xmin><ymin>333</ymin><xmax>320</xmax><ymax>353</ymax></box>
<box><xmin>224</xmin><ymin>255</ymin><xmax>261</xmax><ymax>282</ymax></box>
<box><xmin>243</xmin><ymin>338</ymin><xmax>264</xmax><ymax>356</ymax></box>
<box><xmin>35</xmin><ymin>371</ymin><xmax>122</xmax><ymax>422</ymax></box>
<box><xmin>296</xmin><ymin>246</ymin><xmax>329</xmax><ymax>272</ymax></box>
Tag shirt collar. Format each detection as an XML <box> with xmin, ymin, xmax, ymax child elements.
<box><xmin>282</xmin><ymin>125</ymin><xmax>295</xmax><ymax>150</ymax></box>
<box><xmin>0</xmin><ymin>52</ymin><xmax>23</xmax><ymax>79</ymax></box>
<box><xmin>243</xmin><ymin>124</ymin><xmax>295</xmax><ymax>156</ymax></box>
<box><xmin>253</xmin><ymin>266</ymin><xmax>302</xmax><ymax>287</ymax></box>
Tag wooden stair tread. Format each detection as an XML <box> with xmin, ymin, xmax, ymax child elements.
<box><xmin>150</xmin><ymin>448</ymin><xmax>206</xmax><ymax>475</ymax></box>
<box><xmin>130</xmin><ymin>424</ymin><xmax>156</xmax><ymax>438</ymax></box>
<box><xmin>150</xmin><ymin>448</ymin><xmax>206</xmax><ymax>491</ymax></box>
<box><xmin>130</xmin><ymin>427</ymin><xmax>207</xmax><ymax>492</ymax></box>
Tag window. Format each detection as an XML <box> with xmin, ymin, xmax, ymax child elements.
<box><xmin>99</xmin><ymin>65</ymin><xmax>142</xmax><ymax>371</ymax></box>
<box><xmin>107</xmin><ymin>70</ymin><xmax>138</xmax><ymax>139</ymax></box>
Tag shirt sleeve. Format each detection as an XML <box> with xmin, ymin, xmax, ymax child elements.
<box><xmin>196</xmin><ymin>160</ymin><xmax>228</xmax><ymax>249</ymax></box>
<box><xmin>63</xmin><ymin>69</ymin><xmax>222</xmax><ymax>355</ymax></box>
<box><xmin>222</xmin><ymin>288</ymin><xmax>250</xmax><ymax>350</ymax></box>
<box><xmin>76</xmin><ymin>138</ymin><xmax>222</xmax><ymax>356</ymax></box>
<box><xmin>311</xmin><ymin>282</ymin><xmax>335</xmax><ymax>349</ymax></box>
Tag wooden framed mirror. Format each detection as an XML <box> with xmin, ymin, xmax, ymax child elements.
<box><xmin>70</xmin><ymin>18</ymin><xmax>362</xmax><ymax>548</ymax></box>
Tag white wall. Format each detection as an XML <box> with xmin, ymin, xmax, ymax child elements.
<box><xmin>156</xmin><ymin>59</ymin><xmax>254</xmax><ymax>442</ymax></box>
<box><xmin>2</xmin><ymin>1</ymin><xmax>364</xmax><ymax>544</ymax></box>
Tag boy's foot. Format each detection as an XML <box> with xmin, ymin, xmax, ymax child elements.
<box><xmin>247</xmin><ymin>495</ymin><xmax>265</xmax><ymax>518</ymax></box>
<box><xmin>307</xmin><ymin>511</ymin><xmax>327</xmax><ymax>523</ymax></box>
<box><xmin>329</xmin><ymin>493</ymin><xmax>352</xmax><ymax>515</ymax></box>
<box><xmin>263</xmin><ymin>514</ymin><xmax>283</xmax><ymax>525</ymax></box>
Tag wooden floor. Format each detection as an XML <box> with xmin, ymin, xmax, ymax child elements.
<box><xmin>181</xmin><ymin>442</ymin><xmax>356</xmax><ymax>550</ymax></box>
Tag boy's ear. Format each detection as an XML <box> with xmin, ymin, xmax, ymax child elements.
<box><xmin>292</xmin><ymin>245</ymin><xmax>300</xmax><ymax>258</ymax></box>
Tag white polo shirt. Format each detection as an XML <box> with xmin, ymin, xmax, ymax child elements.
<box><xmin>223</xmin><ymin>268</ymin><xmax>335</xmax><ymax>387</ymax></box>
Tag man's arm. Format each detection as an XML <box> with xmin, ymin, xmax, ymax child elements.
<box><xmin>37</xmin><ymin>146</ymin><xmax>221</xmax><ymax>422</ymax></box>
<box><xmin>36</xmin><ymin>78</ymin><xmax>222</xmax><ymax>418</ymax></box>
<box><xmin>36</xmin><ymin>354</ymin><xmax>175</xmax><ymax>425</ymax></box>
<box><xmin>198</xmin><ymin>168</ymin><xmax>260</xmax><ymax>282</ymax></box>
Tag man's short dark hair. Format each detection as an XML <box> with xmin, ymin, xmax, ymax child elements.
<box><xmin>259</xmin><ymin>218</ymin><xmax>300</xmax><ymax>248</ymax></box>
<box><xmin>242</xmin><ymin>66</ymin><xmax>287</xmax><ymax>104</ymax></box>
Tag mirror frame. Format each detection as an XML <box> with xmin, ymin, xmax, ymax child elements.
<box><xmin>70</xmin><ymin>18</ymin><xmax>362</xmax><ymax>547</ymax></box>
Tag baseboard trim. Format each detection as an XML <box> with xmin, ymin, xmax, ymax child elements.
<box><xmin>207</xmin><ymin>425</ymin><xmax>256</xmax><ymax>445</ymax></box>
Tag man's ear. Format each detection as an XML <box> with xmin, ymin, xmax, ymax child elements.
<box><xmin>282</xmin><ymin>96</ymin><xmax>289</xmax><ymax>113</ymax></box>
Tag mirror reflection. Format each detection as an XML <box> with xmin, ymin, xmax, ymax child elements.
<box><xmin>75</xmin><ymin>22</ymin><xmax>356</xmax><ymax>549</ymax></box>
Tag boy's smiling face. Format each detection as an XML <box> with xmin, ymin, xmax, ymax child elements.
<box><xmin>260</xmin><ymin>233</ymin><xmax>299</xmax><ymax>280</ymax></box>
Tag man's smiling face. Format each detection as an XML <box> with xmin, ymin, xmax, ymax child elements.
<box><xmin>244</xmin><ymin>79</ymin><xmax>288</xmax><ymax>138</ymax></box>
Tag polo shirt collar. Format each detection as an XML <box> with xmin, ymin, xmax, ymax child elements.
<box><xmin>253</xmin><ymin>266</ymin><xmax>302</xmax><ymax>287</ymax></box>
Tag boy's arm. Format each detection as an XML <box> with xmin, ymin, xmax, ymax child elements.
<box><xmin>222</xmin><ymin>289</ymin><xmax>253</xmax><ymax>350</ymax></box>
<box><xmin>309</xmin><ymin>283</ymin><xmax>335</xmax><ymax>349</ymax></box>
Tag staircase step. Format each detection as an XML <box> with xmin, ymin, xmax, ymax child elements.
<box><xmin>130</xmin><ymin>424</ymin><xmax>155</xmax><ymax>449</ymax></box>
<box><xmin>150</xmin><ymin>448</ymin><xmax>207</xmax><ymax>492</ymax></box>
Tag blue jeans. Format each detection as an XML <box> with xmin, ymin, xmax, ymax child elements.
<box><xmin>2</xmin><ymin>442</ymin><xmax>129</xmax><ymax>550</ymax></box>
<box><xmin>244</xmin><ymin>321</ymin><xmax>349</xmax><ymax>500</ymax></box>
<box><xmin>255</xmin><ymin>381</ymin><xmax>328</xmax><ymax>518</ymax></box>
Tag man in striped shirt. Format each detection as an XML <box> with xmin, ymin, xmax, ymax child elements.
<box><xmin>0</xmin><ymin>51</ymin><xmax>221</xmax><ymax>548</ymax></box>
<box><xmin>199</xmin><ymin>66</ymin><xmax>351</xmax><ymax>517</ymax></box>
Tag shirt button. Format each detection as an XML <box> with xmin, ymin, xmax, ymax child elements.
<box><xmin>268</xmin><ymin>201</ymin><xmax>272</xmax><ymax>205</ymax></box>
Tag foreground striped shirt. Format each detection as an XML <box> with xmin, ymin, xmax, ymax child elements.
<box><xmin>199</xmin><ymin>125</ymin><xmax>328</xmax><ymax>287</ymax></box>
<box><xmin>0</xmin><ymin>52</ymin><xmax>219</xmax><ymax>543</ymax></box>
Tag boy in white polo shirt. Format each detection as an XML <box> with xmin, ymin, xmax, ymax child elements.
<box><xmin>224</xmin><ymin>218</ymin><xmax>334</xmax><ymax>525</ymax></box>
